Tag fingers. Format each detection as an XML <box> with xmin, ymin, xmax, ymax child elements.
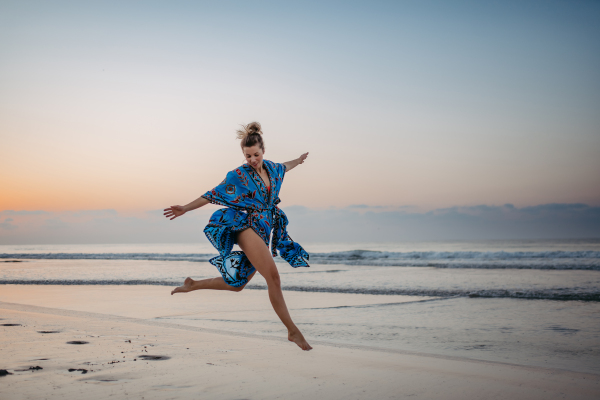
<box><xmin>164</xmin><ymin>207</ymin><xmax>178</xmax><ymax>220</ymax></box>
<box><xmin>164</xmin><ymin>205</ymin><xmax>185</xmax><ymax>220</ymax></box>
<box><xmin>163</xmin><ymin>206</ymin><xmax>181</xmax><ymax>217</ymax></box>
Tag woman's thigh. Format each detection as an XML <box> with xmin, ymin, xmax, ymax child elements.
<box><xmin>236</xmin><ymin>228</ymin><xmax>279</xmax><ymax>283</ymax></box>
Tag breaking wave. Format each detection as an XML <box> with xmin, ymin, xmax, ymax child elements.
<box><xmin>1</xmin><ymin>250</ymin><xmax>599</xmax><ymax>270</ymax></box>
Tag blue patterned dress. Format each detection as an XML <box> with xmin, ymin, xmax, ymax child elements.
<box><xmin>201</xmin><ymin>160</ymin><xmax>310</xmax><ymax>287</ymax></box>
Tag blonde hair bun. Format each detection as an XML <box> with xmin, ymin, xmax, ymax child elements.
<box><xmin>236</xmin><ymin>121</ymin><xmax>263</xmax><ymax>139</ymax></box>
<box><xmin>236</xmin><ymin>121</ymin><xmax>265</xmax><ymax>150</ymax></box>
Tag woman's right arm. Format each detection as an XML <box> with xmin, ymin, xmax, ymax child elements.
<box><xmin>164</xmin><ymin>196</ymin><xmax>210</xmax><ymax>220</ymax></box>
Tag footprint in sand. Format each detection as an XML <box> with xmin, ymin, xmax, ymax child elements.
<box><xmin>68</xmin><ymin>368</ymin><xmax>88</xmax><ymax>374</ymax></box>
<box><xmin>138</xmin><ymin>355</ymin><xmax>171</xmax><ymax>361</ymax></box>
<box><xmin>14</xmin><ymin>366</ymin><xmax>43</xmax><ymax>372</ymax></box>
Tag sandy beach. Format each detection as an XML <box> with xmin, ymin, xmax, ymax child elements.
<box><xmin>1</xmin><ymin>284</ymin><xmax>598</xmax><ymax>399</ymax></box>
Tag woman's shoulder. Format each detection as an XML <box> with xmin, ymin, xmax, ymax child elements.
<box><xmin>264</xmin><ymin>160</ymin><xmax>286</xmax><ymax>176</ymax></box>
<box><xmin>221</xmin><ymin>165</ymin><xmax>249</xmax><ymax>184</ymax></box>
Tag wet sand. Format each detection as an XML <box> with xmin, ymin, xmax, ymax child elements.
<box><xmin>1</xmin><ymin>285</ymin><xmax>599</xmax><ymax>399</ymax></box>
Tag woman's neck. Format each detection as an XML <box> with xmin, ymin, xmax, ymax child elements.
<box><xmin>250</xmin><ymin>162</ymin><xmax>264</xmax><ymax>173</ymax></box>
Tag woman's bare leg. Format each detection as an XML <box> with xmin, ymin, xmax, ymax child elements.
<box><xmin>171</xmin><ymin>271</ymin><xmax>256</xmax><ymax>295</ymax></box>
<box><xmin>236</xmin><ymin>228</ymin><xmax>312</xmax><ymax>351</ymax></box>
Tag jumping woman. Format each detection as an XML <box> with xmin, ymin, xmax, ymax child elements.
<box><xmin>164</xmin><ymin>122</ymin><xmax>312</xmax><ymax>351</ymax></box>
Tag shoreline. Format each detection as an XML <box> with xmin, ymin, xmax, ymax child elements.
<box><xmin>1</xmin><ymin>285</ymin><xmax>599</xmax><ymax>399</ymax></box>
<box><xmin>1</xmin><ymin>280</ymin><xmax>598</xmax><ymax>302</ymax></box>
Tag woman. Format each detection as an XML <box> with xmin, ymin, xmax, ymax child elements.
<box><xmin>164</xmin><ymin>122</ymin><xmax>312</xmax><ymax>351</ymax></box>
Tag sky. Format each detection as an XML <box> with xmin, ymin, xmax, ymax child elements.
<box><xmin>1</xmin><ymin>0</ymin><xmax>599</xmax><ymax>243</ymax></box>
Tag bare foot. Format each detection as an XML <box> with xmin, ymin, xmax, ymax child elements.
<box><xmin>171</xmin><ymin>277</ymin><xmax>194</xmax><ymax>295</ymax></box>
<box><xmin>288</xmin><ymin>330</ymin><xmax>312</xmax><ymax>351</ymax></box>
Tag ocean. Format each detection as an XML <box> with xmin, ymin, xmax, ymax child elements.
<box><xmin>1</xmin><ymin>239</ymin><xmax>599</xmax><ymax>374</ymax></box>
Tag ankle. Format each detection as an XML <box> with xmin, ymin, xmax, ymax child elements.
<box><xmin>288</xmin><ymin>328</ymin><xmax>301</xmax><ymax>336</ymax></box>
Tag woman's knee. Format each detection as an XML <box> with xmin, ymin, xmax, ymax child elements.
<box><xmin>228</xmin><ymin>281</ymin><xmax>247</xmax><ymax>292</ymax></box>
<box><xmin>265</xmin><ymin>271</ymin><xmax>281</xmax><ymax>287</ymax></box>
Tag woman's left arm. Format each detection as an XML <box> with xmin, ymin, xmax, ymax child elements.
<box><xmin>283</xmin><ymin>152</ymin><xmax>309</xmax><ymax>172</ymax></box>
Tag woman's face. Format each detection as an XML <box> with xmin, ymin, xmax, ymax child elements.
<box><xmin>242</xmin><ymin>145</ymin><xmax>264</xmax><ymax>169</ymax></box>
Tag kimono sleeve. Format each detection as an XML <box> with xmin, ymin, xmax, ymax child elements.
<box><xmin>201</xmin><ymin>169</ymin><xmax>251</xmax><ymax>209</ymax></box>
<box><xmin>271</xmin><ymin>161</ymin><xmax>287</xmax><ymax>181</ymax></box>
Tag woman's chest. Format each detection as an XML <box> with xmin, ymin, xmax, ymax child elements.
<box><xmin>257</xmin><ymin>170</ymin><xmax>271</xmax><ymax>188</ymax></box>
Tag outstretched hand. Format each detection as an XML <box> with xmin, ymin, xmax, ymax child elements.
<box><xmin>284</xmin><ymin>152</ymin><xmax>309</xmax><ymax>172</ymax></box>
<box><xmin>298</xmin><ymin>152</ymin><xmax>309</xmax><ymax>164</ymax></box>
<box><xmin>164</xmin><ymin>205</ymin><xmax>186</xmax><ymax>220</ymax></box>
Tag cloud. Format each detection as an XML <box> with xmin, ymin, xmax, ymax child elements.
<box><xmin>283</xmin><ymin>203</ymin><xmax>600</xmax><ymax>242</ymax></box>
<box><xmin>1</xmin><ymin>210</ymin><xmax>51</xmax><ymax>216</ymax></box>
<box><xmin>67</xmin><ymin>209</ymin><xmax>119</xmax><ymax>217</ymax></box>
<box><xmin>348</xmin><ymin>204</ymin><xmax>370</xmax><ymax>209</ymax></box>
<box><xmin>347</xmin><ymin>204</ymin><xmax>415</xmax><ymax>210</ymax></box>
<box><xmin>0</xmin><ymin>218</ymin><xmax>17</xmax><ymax>231</ymax></box>
<box><xmin>0</xmin><ymin>208</ymin><xmax>212</xmax><ymax>244</ymax></box>
<box><xmin>146</xmin><ymin>209</ymin><xmax>166</xmax><ymax>217</ymax></box>
<box><xmin>0</xmin><ymin>203</ymin><xmax>598</xmax><ymax>244</ymax></box>
<box><xmin>43</xmin><ymin>218</ymin><xmax>69</xmax><ymax>230</ymax></box>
